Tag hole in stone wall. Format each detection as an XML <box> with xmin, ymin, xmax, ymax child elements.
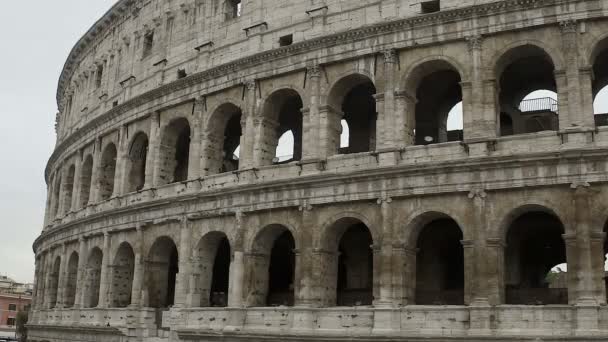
<box><xmin>110</xmin><ymin>243</ymin><xmax>135</xmax><ymax>308</ymax></box>
<box><xmin>222</xmin><ymin>112</ymin><xmax>242</xmax><ymax>172</ymax></box>
<box><xmin>340</xmin><ymin>81</ymin><xmax>377</xmax><ymax>154</ymax></box>
<box><xmin>279</xmin><ymin>34</ymin><xmax>293</xmax><ymax>47</ymax></box>
<box><xmin>421</xmin><ymin>0</ymin><xmax>440</xmax><ymax>14</ymax></box>
<box><xmin>210</xmin><ymin>237</ymin><xmax>231</xmax><ymax>307</ymax></box>
<box><xmin>177</xmin><ymin>69</ymin><xmax>187</xmax><ymax>79</ymax></box>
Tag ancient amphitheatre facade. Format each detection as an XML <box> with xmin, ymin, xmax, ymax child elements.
<box><xmin>30</xmin><ymin>0</ymin><xmax>608</xmax><ymax>341</ymax></box>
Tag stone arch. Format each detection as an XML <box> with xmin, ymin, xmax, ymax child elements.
<box><xmin>204</xmin><ymin>102</ymin><xmax>243</xmax><ymax>175</ymax></box>
<box><xmin>191</xmin><ymin>231</ymin><xmax>231</xmax><ymax>307</ymax></box>
<box><xmin>401</xmin><ymin>58</ymin><xmax>465</xmax><ymax>145</ymax></box>
<box><xmin>496</xmin><ymin>203</ymin><xmax>566</xmax><ymax>241</ymax></box>
<box><xmin>157</xmin><ymin>117</ymin><xmax>191</xmax><ymax>185</ymax></box>
<box><xmin>109</xmin><ymin>242</ymin><xmax>135</xmax><ymax>308</ymax></box>
<box><xmin>125</xmin><ymin>131</ymin><xmax>149</xmax><ymax>193</ymax></box>
<box><xmin>246</xmin><ymin>224</ymin><xmax>296</xmax><ymax>307</ymax></box>
<box><xmin>317</xmin><ymin>215</ymin><xmax>376</xmax><ymax>307</ymax></box>
<box><xmin>326</xmin><ymin>73</ymin><xmax>377</xmax><ymax>155</ymax></box>
<box><xmin>259</xmin><ymin>88</ymin><xmax>304</xmax><ymax>164</ymax></box>
<box><xmin>145</xmin><ymin>236</ymin><xmax>179</xmax><ymax>308</ymax></box>
<box><xmin>492</xmin><ymin>42</ymin><xmax>560</xmax><ymax>135</ymax></box>
<box><xmin>489</xmin><ymin>40</ymin><xmax>563</xmax><ymax>79</ymax></box>
<box><xmin>502</xmin><ymin>205</ymin><xmax>568</xmax><ymax>305</ymax></box>
<box><xmin>48</xmin><ymin>256</ymin><xmax>61</xmax><ymax>308</ymax></box>
<box><xmin>63</xmin><ymin>251</ymin><xmax>79</xmax><ymax>308</ymax></box>
<box><xmin>587</xmin><ymin>35</ymin><xmax>608</xmax><ymax>119</ymax></box>
<box><xmin>99</xmin><ymin>143</ymin><xmax>117</xmax><ymax>201</ymax></box>
<box><xmin>78</xmin><ymin>154</ymin><xmax>93</xmax><ymax>208</ymax></box>
<box><xmin>84</xmin><ymin>247</ymin><xmax>103</xmax><ymax>308</ymax></box>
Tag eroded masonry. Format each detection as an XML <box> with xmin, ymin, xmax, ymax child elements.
<box><xmin>31</xmin><ymin>0</ymin><xmax>608</xmax><ymax>341</ymax></box>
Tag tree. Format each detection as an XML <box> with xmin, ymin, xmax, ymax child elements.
<box><xmin>15</xmin><ymin>310</ymin><xmax>28</xmax><ymax>342</ymax></box>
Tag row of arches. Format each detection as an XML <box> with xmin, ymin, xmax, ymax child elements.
<box><xmin>48</xmin><ymin>41</ymin><xmax>608</xmax><ymax>220</ymax></box>
<box><xmin>42</xmin><ymin>207</ymin><xmax>603</xmax><ymax>310</ymax></box>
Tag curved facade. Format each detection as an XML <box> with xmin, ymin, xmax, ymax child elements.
<box><xmin>31</xmin><ymin>0</ymin><xmax>608</xmax><ymax>341</ymax></box>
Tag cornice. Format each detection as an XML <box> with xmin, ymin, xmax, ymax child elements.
<box><xmin>47</xmin><ymin>0</ymin><xmax>593</xmax><ymax>182</ymax></box>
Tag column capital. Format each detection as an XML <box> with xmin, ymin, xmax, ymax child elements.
<box><xmin>559</xmin><ymin>19</ymin><xmax>577</xmax><ymax>34</ymax></box>
<box><xmin>465</xmin><ymin>34</ymin><xmax>483</xmax><ymax>52</ymax></box>
<box><xmin>382</xmin><ymin>49</ymin><xmax>398</xmax><ymax>64</ymax></box>
<box><xmin>307</xmin><ymin>64</ymin><xmax>322</xmax><ymax>79</ymax></box>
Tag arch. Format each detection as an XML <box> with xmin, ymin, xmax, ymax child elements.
<box><xmin>589</xmin><ymin>36</ymin><xmax>608</xmax><ymax>126</ymax></box>
<box><xmin>496</xmin><ymin>204</ymin><xmax>565</xmax><ymax>241</ymax></box>
<box><xmin>79</xmin><ymin>155</ymin><xmax>93</xmax><ymax>208</ymax></box>
<box><xmin>48</xmin><ymin>256</ymin><xmax>61</xmax><ymax>308</ymax></box>
<box><xmin>401</xmin><ymin>56</ymin><xmax>467</xmax><ymax>95</ymax></box>
<box><xmin>62</xmin><ymin>164</ymin><xmax>76</xmax><ymax>214</ymax></box>
<box><xmin>63</xmin><ymin>251</ymin><xmax>79</xmax><ymax>308</ymax></box>
<box><xmin>402</xmin><ymin>58</ymin><xmax>464</xmax><ymax>145</ymax></box>
<box><xmin>327</xmin><ymin>73</ymin><xmax>377</xmax><ymax>155</ymax></box>
<box><xmin>99</xmin><ymin>143</ymin><xmax>117</xmax><ymax>200</ymax></box>
<box><xmin>490</xmin><ymin>40</ymin><xmax>562</xmax><ymax>78</ymax></box>
<box><xmin>145</xmin><ymin>236</ymin><xmax>179</xmax><ymax>308</ymax></box>
<box><xmin>260</xmin><ymin>88</ymin><xmax>304</xmax><ymax>165</ymax></box>
<box><xmin>494</xmin><ymin>44</ymin><xmax>559</xmax><ymax>135</ymax></box>
<box><xmin>109</xmin><ymin>242</ymin><xmax>135</xmax><ymax>308</ymax></box>
<box><xmin>125</xmin><ymin>132</ymin><xmax>149</xmax><ymax>193</ymax></box>
<box><xmin>191</xmin><ymin>231</ymin><xmax>231</xmax><ymax>307</ymax></box>
<box><xmin>158</xmin><ymin>118</ymin><xmax>191</xmax><ymax>185</ymax></box>
<box><xmin>403</xmin><ymin>210</ymin><xmax>465</xmax><ymax>247</ymax></box>
<box><xmin>504</xmin><ymin>209</ymin><xmax>567</xmax><ymax>305</ymax></box>
<box><xmin>204</xmin><ymin>102</ymin><xmax>243</xmax><ymax>174</ymax></box>
<box><xmin>414</xmin><ymin>217</ymin><xmax>464</xmax><ymax>305</ymax></box>
<box><xmin>247</xmin><ymin>224</ymin><xmax>296</xmax><ymax>307</ymax></box>
<box><xmin>84</xmin><ymin>247</ymin><xmax>103</xmax><ymax>308</ymax></box>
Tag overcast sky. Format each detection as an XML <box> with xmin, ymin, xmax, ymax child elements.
<box><xmin>1</xmin><ymin>1</ymin><xmax>608</xmax><ymax>284</ymax></box>
<box><xmin>0</xmin><ymin>1</ymin><xmax>115</xmax><ymax>283</ymax></box>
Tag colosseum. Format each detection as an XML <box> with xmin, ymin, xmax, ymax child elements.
<box><xmin>30</xmin><ymin>0</ymin><xmax>608</xmax><ymax>341</ymax></box>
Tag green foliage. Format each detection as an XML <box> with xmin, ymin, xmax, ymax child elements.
<box><xmin>15</xmin><ymin>310</ymin><xmax>28</xmax><ymax>342</ymax></box>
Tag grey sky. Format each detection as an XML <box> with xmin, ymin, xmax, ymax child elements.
<box><xmin>1</xmin><ymin>1</ymin><xmax>607</xmax><ymax>284</ymax></box>
<box><xmin>0</xmin><ymin>1</ymin><xmax>115</xmax><ymax>283</ymax></box>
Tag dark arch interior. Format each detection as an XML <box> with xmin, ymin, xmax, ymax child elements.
<box><xmin>49</xmin><ymin>257</ymin><xmax>61</xmax><ymax>308</ymax></box>
<box><xmin>110</xmin><ymin>243</ymin><xmax>135</xmax><ymax>308</ymax></box>
<box><xmin>415</xmin><ymin>218</ymin><xmax>464</xmax><ymax>305</ymax></box>
<box><xmin>99</xmin><ymin>144</ymin><xmax>117</xmax><ymax>200</ymax></box>
<box><xmin>267</xmin><ymin>230</ymin><xmax>296</xmax><ymax>306</ymax></box>
<box><xmin>64</xmin><ymin>252</ymin><xmax>79</xmax><ymax>308</ymax></box>
<box><xmin>498</xmin><ymin>47</ymin><xmax>558</xmax><ymax>135</ymax></box>
<box><xmin>415</xmin><ymin>70</ymin><xmax>463</xmax><ymax>145</ymax></box>
<box><xmin>146</xmin><ymin>238</ymin><xmax>179</xmax><ymax>309</ymax></box>
<box><xmin>222</xmin><ymin>111</ymin><xmax>242</xmax><ymax>172</ymax></box>
<box><xmin>593</xmin><ymin>42</ymin><xmax>608</xmax><ymax>125</ymax></box>
<box><xmin>337</xmin><ymin>223</ymin><xmax>373</xmax><ymax>306</ymax></box>
<box><xmin>126</xmin><ymin>133</ymin><xmax>149</xmax><ymax>192</ymax></box>
<box><xmin>340</xmin><ymin>82</ymin><xmax>377</xmax><ymax>154</ymax></box>
<box><xmin>210</xmin><ymin>237</ymin><xmax>231</xmax><ymax>307</ymax></box>
<box><xmin>505</xmin><ymin>211</ymin><xmax>567</xmax><ymax>305</ymax></box>
<box><xmin>174</xmin><ymin>123</ymin><xmax>191</xmax><ymax>183</ymax></box>
<box><xmin>85</xmin><ymin>248</ymin><xmax>103</xmax><ymax>308</ymax></box>
<box><xmin>273</xmin><ymin>92</ymin><xmax>303</xmax><ymax>164</ymax></box>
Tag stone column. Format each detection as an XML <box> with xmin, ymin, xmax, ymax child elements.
<box><xmin>130</xmin><ymin>224</ymin><xmax>145</xmax><ymax>307</ymax></box>
<box><xmin>33</xmin><ymin>253</ymin><xmax>45</xmax><ymax>310</ymax></box>
<box><xmin>174</xmin><ymin>217</ymin><xmax>192</xmax><ymax>307</ymax></box>
<box><xmin>43</xmin><ymin>182</ymin><xmax>53</xmax><ymax>228</ymax></box>
<box><xmin>146</xmin><ymin>111</ymin><xmax>161</xmax><ymax>188</ymax></box>
<box><xmin>465</xmin><ymin>35</ymin><xmax>496</xmax><ymax>140</ymax></box>
<box><xmin>113</xmin><ymin>125</ymin><xmax>128</xmax><ymax>197</ymax></box>
<box><xmin>89</xmin><ymin>137</ymin><xmax>103</xmax><ymax>204</ymax></box>
<box><xmin>228</xmin><ymin>212</ymin><xmax>245</xmax><ymax>307</ymax></box>
<box><xmin>252</xmin><ymin>117</ymin><xmax>280</xmax><ymax>167</ymax></box>
<box><xmin>394</xmin><ymin>91</ymin><xmax>416</xmax><ymax>147</ymax></box>
<box><xmin>579</xmin><ymin>67</ymin><xmax>595</xmax><ymax>124</ymax></box>
<box><xmin>56</xmin><ymin>243</ymin><xmax>68</xmax><ymax>308</ymax></box>
<box><xmin>43</xmin><ymin>249</ymin><xmax>55</xmax><ymax>309</ymax></box>
<box><xmin>56</xmin><ymin>169</ymin><xmax>68</xmax><ymax>218</ymax></box>
<box><xmin>188</xmin><ymin>97</ymin><xmax>205</xmax><ymax>179</ymax></box>
<box><xmin>590</xmin><ymin>231</ymin><xmax>607</xmax><ymax>305</ymax></box>
<box><xmin>74</xmin><ymin>237</ymin><xmax>87</xmax><ymax>308</ymax></box>
<box><xmin>563</xmin><ymin>233</ymin><xmax>579</xmax><ymax>305</ymax></box>
<box><xmin>318</xmin><ymin>105</ymin><xmax>342</xmax><ymax>158</ymax></box>
<box><xmin>376</xmin><ymin>197</ymin><xmax>394</xmax><ymax>306</ymax></box>
<box><xmin>70</xmin><ymin>151</ymin><xmax>83</xmax><ymax>212</ymax></box>
<box><xmin>485</xmin><ymin>238</ymin><xmax>505</xmax><ymax>304</ymax></box>
<box><xmin>555</xmin><ymin>70</ymin><xmax>571</xmax><ymax>130</ymax></box>
<box><xmin>295</xmin><ymin>204</ymin><xmax>315</xmax><ymax>306</ymax></box>
<box><xmin>31</xmin><ymin>255</ymin><xmax>41</xmax><ymax>311</ymax></box>
<box><xmin>461</xmin><ymin>239</ymin><xmax>475</xmax><ymax>306</ymax></box>
<box><xmin>239</xmin><ymin>81</ymin><xmax>257</xmax><ymax>169</ymax></box>
<box><xmin>402</xmin><ymin>247</ymin><xmax>417</xmax><ymax>305</ymax></box>
<box><xmin>302</xmin><ymin>65</ymin><xmax>321</xmax><ymax>160</ymax></box>
<box><xmin>378</xmin><ymin>49</ymin><xmax>397</xmax><ymax>149</ymax></box>
<box><xmin>97</xmin><ymin>232</ymin><xmax>111</xmax><ymax>308</ymax></box>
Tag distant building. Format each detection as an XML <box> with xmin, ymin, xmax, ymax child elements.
<box><xmin>0</xmin><ymin>276</ymin><xmax>32</xmax><ymax>339</ymax></box>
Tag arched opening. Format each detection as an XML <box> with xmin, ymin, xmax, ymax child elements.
<box><xmin>408</xmin><ymin>61</ymin><xmax>463</xmax><ymax>145</ymax></box>
<box><xmin>99</xmin><ymin>144</ymin><xmax>117</xmax><ymax>200</ymax></box>
<box><xmin>79</xmin><ymin>155</ymin><xmax>93</xmax><ymax>207</ymax></box>
<box><xmin>48</xmin><ymin>257</ymin><xmax>61</xmax><ymax>308</ymax></box>
<box><xmin>221</xmin><ymin>110</ymin><xmax>242</xmax><ymax>173</ymax></box>
<box><xmin>204</xmin><ymin>103</ymin><xmax>242</xmax><ymax>174</ymax></box>
<box><xmin>63</xmin><ymin>165</ymin><xmax>75</xmax><ymax>214</ymax></box>
<box><xmin>158</xmin><ymin>118</ymin><xmax>191</xmax><ymax>185</ymax></box>
<box><xmin>592</xmin><ymin>39</ymin><xmax>608</xmax><ymax>126</ymax></box>
<box><xmin>337</xmin><ymin>223</ymin><xmax>374</xmax><ymax>306</ymax></box>
<box><xmin>497</xmin><ymin>45</ymin><xmax>558</xmax><ymax>135</ymax></box>
<box><xmin>84</xmin><ymin>248</ymin><xmax>103</xmax><ymax>308</ymax></box>
<box><xmin>415</xmin><ymin>218</ymin><xmax>464</xmax><ymax>305</ymax></box>
<box><xmin>261</xmin><ymin>89</ymin><xmax>303</xmax><ymax>164</ymax></box>
<box><xmin>248</xmin><ymin>225</ymin><xmax>296</xmax><ymax>307</ymax></box>
<box><xmin>328</xmin><ymin>75</ymin><xmax>377</xmax><ymax>155</ymax></box>
<box><xmin>125</xmin><ymin>132</ymin><xmax>149</xmax><ymax>193</ymax></box>
<box><xmin>110</xmin><ymin>242</ymin><xmax>135</xmax><ymax>308</ymax></box>
<box><xmin>192</xmin><ymin>232</ymin><xmax>231</xmax><ymax>307</ymax></box>
<box><xmin>64</xmin><ymin>252</ymin><xmax>79</xmax><ymax>308</ymax></box>
<box><xmin>146</xmin><ymin>237</ymin><xmax>179</xmax><ymax>308</ymax></box>
<box><xmin>505</xmin><ymin>211</ymin><xmax>567</xmax><ymax>304</ymax></box>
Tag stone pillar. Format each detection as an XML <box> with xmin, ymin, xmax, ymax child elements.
<box><xmin>113</xmin><ymin>125</ymin><xmax>128</xmax><ymax>197</ymax></box>
<box><xmin>56</xmin><ymin>243</ymin><xmax>68</xmax><ymax>308</ymax></box>
<box><xmin>379</xmin><ymin>50</ymin><xmax>397</xmax><ymax>149</ymax></box>
<box><xmin>188</xmin><ymin>97</ymin><xmax>205</xmax><ymax>179</ymax></box>
<box><xmin>239</xmin><ymin>81</ymin><xmax>257</xmax><ymax>169</ymax></box>
<box><xmin>174</xmin><ymin>217</ymin><xmax>192</xmax><ymax>307</ymax></box>
<box><xmin>74</xmin><ymin>237</ymin><xmax>87</xmax><ymax>308</ymax></box>
<box><xmin>563</xmin><ymin>233</ymin><xmax>579</xmax><ymax>305</ymax></box>
<box><xmin>402</xmin><ymin>247</ymin><xmax>417</xmax><ymax>305</ymax></box>
<box><xmin>579</xmin><ymin>67</ymin><xmax>595</xmax><ymax>124</ymax></box>
<box><xmin>467</xmin><ymin>189</ymin><xmax>496</xmax><ymax>306</ymax></box>
<box><xmin>33</xmin><ymin>253</ymin><xmax>45</xmax><ymax>310</ymax></box>
<box><xmin>394</xmin><ymin>91</ymin><xmax>416</xmax><ymax>147</ymax></box>
<box><xmin>43</xmin><ymin>182</ymin><xmax>53</xmax><ymax>228</ymax></box>
<box><xmin>97</xmin><ymin>232</ymin><xmax>111</xmax><ymax>308</ymax></box>
<box><xmin>56</xmin><ymin>169</ymin><xmax>68</xmax><ymax>218</ymax></box>
<box><xmin>318</xmin><ymin>105</ymin><xmax>343</xmax><ymax>158</ymax></box>
<box><xmin>465</xmin><ymin>35</ymin><xmax>496</xmax><ymax>140</ymax></box>
<box><xmin>89</xmin><ymin>137</ymin><xmax>103</xmax><ymax>204</ymax></box>
<box><xmin>228</xmin><ymin>212</ymin><xmax>246</xmax><ymax>307</ymax></box>
<box><xmin>302</xmin><ymin>65</ymin><xmax>321</xmax><ymax>160</ymax></box>
<box><xmin>31</xmin><ymin>255</ymin><xmax>41</xmax><ymax>311</ymax></box>
<box><xmin>555</xmin><ymin>70</ymin><xmax>571</xmax><ymax>130</ymax></box>
<box><xmin>590</xmin><ymin>231</ymin><xmax>607</xmax><ymax>305</ymax></box>
<box><xmin>252</xmin><ymin>117</ymin><xmax>280</xmax><ymax>167</ymax></box>
<box><xmin>461</xmin><ymin>239</ymin><xmax>475</xmax><ymax>306</ymax></box>
<box><xmin>70</xmin><ymin>151</ymin><xmax>83</xmax><ymax>212</ymax></box>
<box><xmin>43</xmin><ymin>249</ymin><xmax>55</xmax><ymax>309</ymax></box>
<box><xmin>144</xmin><ymin>112</ymin><xmax>160</xmax><ymax>189</ymax></box>
<box><xmin>295</xmin><ymin>204</ymin><xmax>315</xmax><ymax>306</ymax></box>
<box><xmin>130</xmin><ymin>225</ymin><xmax>145</xmax><ymax>307</ymax></box>
<box><xmin>485</xmin><ymin>238</ymin><xmax>505</xmax><ymax>304</ymax></box>
<box><xmin>376</xmin><ymin>197</ymin><xmax>394</xmax><ymax>306</ymax></box>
